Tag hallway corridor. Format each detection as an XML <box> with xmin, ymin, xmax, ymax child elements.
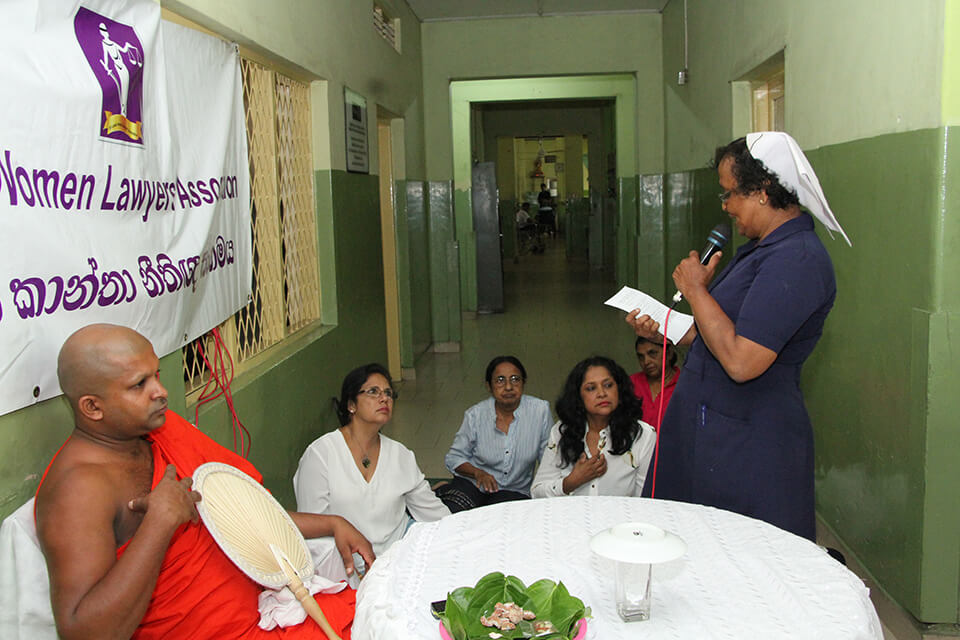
<box><xmin>387</xmin><ymin>239</ymin><xmax>633</xmax><ymax>478</ymax></box>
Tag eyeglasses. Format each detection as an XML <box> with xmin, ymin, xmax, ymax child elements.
<box><xmin>492</xmin><ymin>375</ymin><xmax>524</xmax><ymax>387</ymax></box>
<box><xmin>358</xmin><ymin>386</ymin><xmax>397</xmax><ymax>400</ymax></box>
<box><xmin>718</xmin><ymin>190</ymin><xmax>733</xmax><ymax>203</ymax></box>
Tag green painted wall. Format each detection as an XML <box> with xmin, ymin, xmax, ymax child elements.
<box><xmin>404</xmin><ymin>180</ymin><xmax>433</xmax><ymax>357</ymax></box>
<box><xmin>0</xmin><ymin>397</ymin><xmax>72</xmax><ymax>515</ymax></box>
<box><xmin>661</xmin><ymin>0</ymin><xmax>944</xmax><ymax>172</ymax></box>
<box><xmin>427</xmin><ymin>181</ymin><xmax>461</xmax><ymax>344</ymax></box>
<box><xmin>805</xmin><ymin>130</ymin><xmax>960</xmax><ymax>623</ymax></box>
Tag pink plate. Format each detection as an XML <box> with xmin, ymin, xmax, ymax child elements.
<box><xmin>439</xmin><ymin>617</ymin><xmax>587</xmax><ymax>639</ymax></box>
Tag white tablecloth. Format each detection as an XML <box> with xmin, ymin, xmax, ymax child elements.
<box><xmin>354</xmin><ymin>496</ymin><xmax>882</xmax><ymax>640</ymax></box>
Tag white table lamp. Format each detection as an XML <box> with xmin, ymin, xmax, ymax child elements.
<box><xmin>590</xmin><ymin>522</ymin><xmax>686</xmax><ymax>622</ymax></box>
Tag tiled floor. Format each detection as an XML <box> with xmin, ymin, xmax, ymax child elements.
<box><xmin>386</xmin><ymin>237</ymin><xmax>629</xmax><ymax>479</ymax></box>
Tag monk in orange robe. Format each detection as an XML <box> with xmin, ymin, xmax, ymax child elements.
<box><xmin>35</xmin><ymin>324</ymin><xmax>375</xmax><ymax>639</ymax></box>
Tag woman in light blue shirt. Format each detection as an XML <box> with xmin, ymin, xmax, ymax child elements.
<box><xmin>439</xmin><ymin>355</ymin><xmax>553</xmax><ymax>512</ymax></box>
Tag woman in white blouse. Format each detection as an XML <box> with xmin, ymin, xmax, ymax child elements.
<box><xmin>294</xmin><ymin>364</ymin><xmax>449</xmax><ymax>564</ymax></box>
<box><xmin>531</xmin><ymin>356</ymin><xmax>656</xmax><ymax>498</ymax></box>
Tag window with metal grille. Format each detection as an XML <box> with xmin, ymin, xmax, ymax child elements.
<box><xmin>373</xmin><ymin>4</ymin><xmax>401</xmax><ymax>53</ymax></box>
<box><xmin>183</xmin><ymin>58</ymin><xmax>320</xmax><ymax>396</ymax></box>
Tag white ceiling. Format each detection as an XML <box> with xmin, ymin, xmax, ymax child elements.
<box><xmin>405</xmin><ymin>0</ymin><xmax>670</xmax><ymax>22</ymax></box>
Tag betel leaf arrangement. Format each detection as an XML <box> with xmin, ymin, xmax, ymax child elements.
<box><xmin>440</xmin><ymin>571</ymin><xmax>589</xmax><ymax>640</ymax></box>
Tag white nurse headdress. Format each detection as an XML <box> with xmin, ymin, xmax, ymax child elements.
<box><xmin>746</xmin><ymin>131</ymin><xmax>852</xmax><ymax>246</ymax></box>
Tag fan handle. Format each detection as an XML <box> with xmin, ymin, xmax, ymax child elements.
<box><xmin>274</xmin><ymin>545</ymin><xmax>343</xmax><ymax>640</ymax></box>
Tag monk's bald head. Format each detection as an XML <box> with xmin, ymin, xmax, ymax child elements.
<box><xmin>57</xmin><ymin>324</ymin><xmax>155</xmax><ymax>404</ymax></box>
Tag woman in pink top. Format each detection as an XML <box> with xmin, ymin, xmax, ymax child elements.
<box><xmin>630</xmin><ymin>336</ymin><xmax>680</xmax><ymax>429</ymax></box>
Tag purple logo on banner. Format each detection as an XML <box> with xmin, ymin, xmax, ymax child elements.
<box><xmin>74</xmin><ymin>7</ymin><xmax>144</xmax><ymax>144</ymax></box>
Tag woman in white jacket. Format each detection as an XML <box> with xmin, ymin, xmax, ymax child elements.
<box><xmin>294</xmin><ymin>364</ymin><xmax>449</xmax><ymax>560</ymax></box>
<box><xmin>532</xmin><ymin>356</ymin><xmax>656</xmax><ymax>498</ymax></box>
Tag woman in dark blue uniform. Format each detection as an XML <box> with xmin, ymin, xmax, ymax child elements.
<box><xmin>627</xmin><ymin>133</ymin><xmax>850</xmax><ymax>540</ymax></box>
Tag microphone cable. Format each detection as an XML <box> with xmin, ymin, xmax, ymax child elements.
<box><xmin>649</xmin><ymin>307</ymin><xmax>672</xmax><ymax>499</ymax></box>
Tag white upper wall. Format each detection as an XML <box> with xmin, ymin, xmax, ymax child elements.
<box><xmin>661</xmin><ymin>0</ymin><xmax>945</xmax><ymax>171</ymax></box>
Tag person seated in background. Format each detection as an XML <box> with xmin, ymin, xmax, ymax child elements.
<box><xmin>294</xmin><ymin>364</ymin><xmax>449</xmax><ymax>566</ymax></box>
<box><xmin>35</xmin><ymin>324</ymin><xmax>372</xmax><ymax>640</ymax></box>
<box><xmin>515</xmin><ymin>202</ymin><xmax>544</xmax><ymax>255</ymax></box>
<box><xmin>630</xmin><ymin>335</ymin><xmax>681</xmax><ymax>429</ymax></box>
<box><xmin>515</xmin><ymin>201</ymin><xmax>534</xmax><ymax>229</ymax></box>
<box><xmin>438</xmin><ymin>356</ymin><xmax>553</xmax><ymax>512</ymax></box>
<box><xmin>531</xmin><ymin>356</ymin><xmax>656</xmax><ymax>498</ymax></box>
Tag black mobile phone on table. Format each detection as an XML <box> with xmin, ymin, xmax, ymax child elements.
<box><xmin>430</xmin><ymin>599</ymin><xmax>446</xmax><ymax>619</ymax></box>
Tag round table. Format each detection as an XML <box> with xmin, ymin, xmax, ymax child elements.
<box><xmin>353</xmin><ymin>496</ymin><xmax>882</xmax><ymax>639</ymax></box>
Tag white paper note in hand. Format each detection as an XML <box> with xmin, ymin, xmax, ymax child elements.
<box><xmin>604</xmin><ymin>286</ymin><xmax>695</xmax><ymax>345</ymax></box>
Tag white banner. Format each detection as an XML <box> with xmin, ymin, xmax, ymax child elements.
<box><xmin>0</xmin><ymin>0</ymin><xmax>251</xmax><ymax>416</ymax></box>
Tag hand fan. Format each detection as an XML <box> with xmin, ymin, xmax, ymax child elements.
<box><xmin>192</xmin><ymin>462</ymin><xmax>343</xmax><ymax>640</ymax></box>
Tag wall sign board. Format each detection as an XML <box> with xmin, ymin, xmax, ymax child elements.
<box><xmin>344</xmin><ymin>88</ymin><xmax>369</xmax><ymax>173</ymax></box>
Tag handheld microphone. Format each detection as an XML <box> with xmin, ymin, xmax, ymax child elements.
<box><xmin>671</xmin><ymin>222</ymin><xmax>732</xmax><ymax>305</ymax></box>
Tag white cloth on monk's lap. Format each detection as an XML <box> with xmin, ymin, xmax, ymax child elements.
<box><xmin>257</xmin><ymin>572</ymin><xmax>347</xmax><ymax>630</ymax></box>
<box><xmin>258</xmin><ymin>523</ymin><xmax>351</xmax><ymax>630</ymax></box>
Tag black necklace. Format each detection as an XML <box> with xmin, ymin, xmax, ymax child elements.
<box><xmin>345</xmin><ymin>427</ymin><xmax>375</xmax><ymax>469</ymax></box>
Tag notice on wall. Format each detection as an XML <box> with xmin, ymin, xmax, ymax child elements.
<box><xmin>0</xmin><ymin>0</ymin><xmax>251</xmax><ymax>416</ymax></box>
<box><xmin>344</xmin><ymin>88</ymin><xmax>369</xmax><ymax>173</ymax></box>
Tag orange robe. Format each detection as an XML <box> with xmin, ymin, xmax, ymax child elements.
<box><xmin>40</xmin><ymin>411</ymin><xmax>354</xmax><ymax>639</ymax></box>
